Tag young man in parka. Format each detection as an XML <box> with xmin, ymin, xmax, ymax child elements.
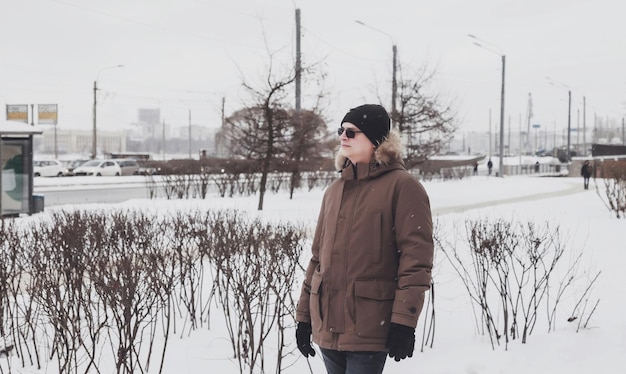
<box><xmin>296</xmin><ymin>104</ymin><xmax>434</xmax><ymax>374</ymax></box>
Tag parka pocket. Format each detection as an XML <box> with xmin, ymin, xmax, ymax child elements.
<box><xmin>309</xmin><ymin>272</ymin><xmax>324</xmax><ymax>332</ymax></box>
<box><xmin>354</xmin><ymin>279</ymin><xmax>395</xmax><ymax>338</ymax></box>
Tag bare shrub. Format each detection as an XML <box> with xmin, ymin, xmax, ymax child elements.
<box><xmin>86</xmin><ymin>210</ymin><xmax>175</xmax><ymax>374</ymax></box>
<box><xmin>167</xmin><ymin>211</ymin><xmax>211</xmax><ymax>333</ymax></box>
<box><xmin>0</xmin><ymin>217</ymin><xmax>39</xmax><ymax>371</ymax></box>
<box><xmin>209</xmin><ymin>210</ymin><xmax>306</xmax><ymax>374</ymax></box>
<box><xmin>28</xmin><ymin>211</ymin><xmax>105</xmax><ymax>373</ymax></box>
<box><xmin>601</xmin><ymin>160</ymin><xmax>626</xmax><ymax>218</ymax></box>
<box><xmin>439</xmin><ymin>217</ymin><xmax>599</xmax><ymax>349</ymax></box>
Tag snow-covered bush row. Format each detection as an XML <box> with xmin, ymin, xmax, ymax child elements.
<box><xmin>0</xmin><ymin>209</ymin><xmax>306</xmax><ymax>374</ymax></box>
<box><xmin>144</xmin><ymin>171</ymin><xmax>337</xmax><ymax>200</ymax></box>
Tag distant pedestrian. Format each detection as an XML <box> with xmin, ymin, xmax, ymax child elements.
<box><xmin>581</xmin><ymin>160</ymin><xmax>593</xmax><ymax>190</ymax></box>
<box><xmin>473</xmin><ymin>162</ymin><xmax>478</xmax><ymax>176</ymax></box>
<box><xmin>534</xmin><ymin>161</ymin><xmax>540</xmax><ymax>173</ymax></box>
<box><xmin>487</xmin><ymin>159</ymin><xmax>493</xmax><ymax>176</ymax></box>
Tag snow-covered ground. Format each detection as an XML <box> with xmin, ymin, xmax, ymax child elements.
<box><xmin>9</xmin><ymin>174</ymin><xmax>626</xmax><ymax>373</ymax></box>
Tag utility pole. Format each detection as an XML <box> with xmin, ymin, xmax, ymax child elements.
<box><xmin>577</xmin><ymin>108</ymin><xmax>580</xmax><ymax>154</ymax></box>
<box><xmin>518</xmin><ymin>113</ymin><xmax>522</xmax><ymax>167</ymax></box>
<box><xmin>553</xmin><ymin>121</ymin><xmax>556</xmax><ymax>153</ymax></box>
<box><xmin>583</xmin><ymin>96</ymin><xmax>587</xmax><ymax>155</ymax></box>
<box><xmin>92</xmin><ymin>81</ymin><xmax>97</xmax><ymax>159</ymax></box>
<box><xmin>488</xmin><ymin>108</ymin><xmax>492</xmax><ymax>159</ymax></box>
<box><xmin>499</xmin><ymin>54</ymin><xmax>506</xmax><ymax>174</ymax></box>
<box><xmin>567</xmin><ymin>90</ymin><xmax>572</xmax><ymax>162</ymax></box>
<box><xmin>546</xmin><ymin>77</ymin><xmax>573</xmax><ymax>162</ymax></box>
<box><xmin>92</xmin><ymin>64</ymin><xmax>123</xmax><ymax>159</ymax></box>
<box><xmin>355</xmin><ymin>20</ymin><xmax>397</xmax><ymax>127</ymax></box>
<box><xmin>469</xmin><ymin>35</ymin><xmax>505</xmax><ymax>176</ymax></box>
<box><xmin>526</xmin><ymin>93</ymin><xmax>533</xmax><ymax>154</ymax></box>
<box><xmin>221</xmin><ymin>97</ymin><xmax>225</xmax><ymax>126</ymax></box>
<box><xmin>295</xmin><ymin>9</ymin><xmax>301</xmax><ymax>111</ymax></box>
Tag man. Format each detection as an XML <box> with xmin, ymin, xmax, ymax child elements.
<box><xmin>295</xmin><ymin>104</ymin><xmax>434</xmax><ymax>374</ymax></box>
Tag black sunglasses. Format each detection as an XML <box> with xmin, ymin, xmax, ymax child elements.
<box><xmin>338</xmin><ymin>127</ymin><xmax>363</xmax><ymax>138</ymax></box>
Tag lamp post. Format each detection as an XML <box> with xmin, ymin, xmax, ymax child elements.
<box><xmin>546</xmin><ymin>77</ymin><xmax>572</xmax><ymax>163</ymax></box>
<box><xmin>93</xmin><ymin>64</ymin><xmax>124</xmax><ymax>159</ymax></box>
<box><xmin>355</xmin><ymin>20</ymin><xmax>397</xmax><ymax>128</ymax></box>
<box><xmin>469</xmin><ymin>34</ymin><xmax>505</xmax><ymax>177</ymax></box>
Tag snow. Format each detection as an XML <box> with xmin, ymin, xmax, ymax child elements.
<box><xmin>8</xmin><ymin>174</ymin><xmax>626</xmax><ymax>373</ymax></box>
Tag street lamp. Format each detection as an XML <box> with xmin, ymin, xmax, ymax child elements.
<box><xmin>546</xmin><ymin>77</ymin><xmax>572</xmax><ymax>163</ymax></box>
<box><xmin>355</xmin><ymin>20</ymin><xmax>397</xmax><ymax>128</ymax></box>
<box><xmin>468</xmin><ymin>34</ymin><xmax>506</xmax><ymax>177</ymax></box>
<box><xmin>93</xmin><ymin>64</ymin><xmax>124</xmax><ymax>159</ymax></box>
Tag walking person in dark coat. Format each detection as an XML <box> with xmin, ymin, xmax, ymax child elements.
<box><xmin>581</xmin><ymin>160</ymin><xmax>593</xmax><ymax>190</ymax></box>
<box><xmin>295</xmin><ymin>104</ymin><xmax>434</xmax><ymax>374</ymax></box>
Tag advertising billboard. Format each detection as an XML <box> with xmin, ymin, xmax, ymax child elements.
<box><xmin>38</xmin><ymin>104</ymin><xmax>58</xmax><ymax>125</ymax></box>
<box><xmin>6</xmin><ymin>104</ymin><xmax>29</xmax><ymax>123</ymax></box>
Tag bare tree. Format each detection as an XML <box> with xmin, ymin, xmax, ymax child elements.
<box><xmin>224</xmin><ymin>100</ymin><xmax>292</xmax><ymax>210</ymax></box>
<box><xmin>394</xmin><ymin>64</ymin><xmax>458</xmax><ymax>168</ymax></box>
<box><xmin>283</xmin><ymin>109</ymin><xmax>331</xmax><ymax>199</ymax></box>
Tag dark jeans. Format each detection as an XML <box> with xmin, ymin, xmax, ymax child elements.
<box><xmin>320</xmin><ymin>348</ymin><xmax>387</xmax><ymax>374</ymax></box>
<box><xmin>583</xmin><ymin>177</ymin><xmax>590</xmax><ymax>189</ymax></box>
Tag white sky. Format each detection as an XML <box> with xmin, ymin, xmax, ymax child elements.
<box><xmin>1</xmin><ymin>0</ymin><xmax>625</xmax><ymax>136</ymax></box>
<box><xmin>20</xmin><ymin>174</ymin><xmax>625</xmax><ymax>373</ymax></box>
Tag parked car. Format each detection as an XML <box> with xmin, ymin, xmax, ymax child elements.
<box><xmin>33</xmin><ymin>160</ymin><xmax>65</xmax><ymax>177</ymax></box>
<box><xmin>73</xmin><ymin>160</ymin><xmax>122</xmax><ymax>176</ymax></box>
<box><xmin>63</xmin><ymin>159</ymin><xmax>89</xmax><ymax>176</ymax></box>
<box><xmin>115</xmin><ymin>159</ymin><xmax>140</xmax><ymax>176</ymax></box>
<box><xmin>135</xmin><ymin>160</ymin><xmax>160</xmax><ymax>175</ymax></box>
<box><xmin>135</xmin><ymin>166</ymin><xmax>159</xmax><ymax>175</ymax></box>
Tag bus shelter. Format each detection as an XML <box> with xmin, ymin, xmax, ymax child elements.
<box><xmin>1</xmin><ymin>120</ymin><xmax>43</xmax><ymax>216</ymax></box>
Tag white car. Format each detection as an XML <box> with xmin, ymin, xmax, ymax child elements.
<box><xmin>73</xmin><ymin>160</ymin><xmax>122</xmax><ymax>176</ymax></box>
<box><xmin>33</xmin><ymin>160</ymin><xmax>65</xmax><ymax>177</ymax></box>
<box><xmin>63</xmin><ymin>159</ymin><xmax>89</xmax><ymax>176</ymax></box>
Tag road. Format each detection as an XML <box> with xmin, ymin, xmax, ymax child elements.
<box><xmin>33</xmin><ymin>176</ymin><xmax>151</xmax><ymax>207</ymax></box>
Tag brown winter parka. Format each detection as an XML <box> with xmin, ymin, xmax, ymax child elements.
<box><xmin>296</xmin><ymin>131</ymin><xmax>434</xmax><ymax>352</ymax></box>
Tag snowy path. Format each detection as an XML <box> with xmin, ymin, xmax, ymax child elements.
<box><xmin>432</xmin><ymin>178</ymin><xmax>585</xmax><ymax>215</ymax></box>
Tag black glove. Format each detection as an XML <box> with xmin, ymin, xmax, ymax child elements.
<box><xmin>296</xmin><ymin>322</ymin><xmax>316</xmax><ymax>357</ymax></box>
<box><xmin>386</xmin><ymin>323</ymin><xmax>415</xmax><ymax>362</ymax></box>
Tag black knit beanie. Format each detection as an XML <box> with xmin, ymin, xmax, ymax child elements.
<box><xmin>341</xmin><ymin>104</ymin><xmax>391</xmax><ymax>147</ymax></box>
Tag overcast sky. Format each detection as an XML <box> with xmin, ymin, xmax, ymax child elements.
<box><xmin>1</xmin><ymin>0</ymin><xmax>624</xmax><ymax>136</ymax></box>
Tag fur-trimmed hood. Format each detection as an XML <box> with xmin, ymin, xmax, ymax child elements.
<box><xmin>335</xmin><ymin>129</ymin><xmax>404</xmax><ymax>171</ymax></box>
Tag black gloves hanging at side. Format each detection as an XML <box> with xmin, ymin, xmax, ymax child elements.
<box><xmin>386</xmin><ymin>323</ymin><xmax>415</xmax><ymax>362</ymax></box>
<box><xmin>296</xmin><ymin>322</ymin><xmax>316</xmax><ymax>357</ymax></box>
